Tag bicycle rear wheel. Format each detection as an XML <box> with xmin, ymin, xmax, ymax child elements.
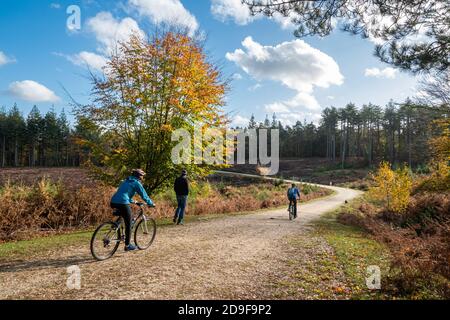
<box><xmin>90</xmin><ymin>222</ymin><xmax>121</xmax><ymax>261</ymax></box>
<box><xmin>134</xmin><ymin>217</ymin><xmax>156</xmax><ymax>250</ymax></box>
<box><xmin>289</xmin><ymin>205</ymin><xmax>294</xmax><ymax>221</ymax></box>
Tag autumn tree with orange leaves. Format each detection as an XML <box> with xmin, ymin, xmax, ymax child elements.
<box><xmin>76</xmin><ymin>31</ymin><xmax>227</xmax><ymax>192</ymax></box>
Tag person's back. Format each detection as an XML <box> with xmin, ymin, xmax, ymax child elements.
<box><xmin>287</xmin><ymin>186</ymin><xmax>300</xmax><ymax>200</ymax></box>
<box><xmin>173</xmin><ymin>170</ymin><xmax>189</xmax><ymax>225</ymax></box>
<box><xmin>174</xmin><ymin>175</ymin><xmax>189</xmax><ymax>196</ymax></box>
<box><xmin>111</xmin><ymin>176</ymin><xmax>152</xmax><ymax>205</ymax></box>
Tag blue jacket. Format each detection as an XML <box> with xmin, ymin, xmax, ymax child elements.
<box><xmin>111</xmin><ymin>176</ymin><xmax>154</xmax><ymax>206</ymax></box>
<box><xmin>287</xmin><ymin>187</ymin><xmax>300</xmax><ymax>200</ymax></box>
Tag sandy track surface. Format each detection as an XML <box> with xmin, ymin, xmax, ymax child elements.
<box><xmin>0</xmin><ymin>175</ymin><xmax>362</xmax><ymax>300</ymax></box>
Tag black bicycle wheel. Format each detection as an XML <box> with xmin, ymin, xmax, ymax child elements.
<box><xmin>90</xmin><ymin>222</ymin><xmax>121</xmax><ymax>261</ymax></box>
<box><xmin>134</xmin><ymin>217</ymin><xmax>156</xmax><ymax>250</ymax></box>
<box><xmin>289</xmin><ymin>205</ymin><xmax>294</xmax><ymax>221</ymax></box>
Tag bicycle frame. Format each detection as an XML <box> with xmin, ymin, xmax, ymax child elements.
<box><xmin>113</xmin><ymin>205</ymin><xmax>150</xmax><ymax>239</ymax></box>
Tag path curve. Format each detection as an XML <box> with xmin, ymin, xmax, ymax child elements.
<box><xmin>0</xmin><ymin>173</ymin><xmax>362</xmax><ymax>300</ymax></box>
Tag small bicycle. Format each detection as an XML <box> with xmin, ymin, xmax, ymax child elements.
<box><xmin>90</xmin><ymin>202</ymin><xmax>157</xmax><ymax>261</ymax></box>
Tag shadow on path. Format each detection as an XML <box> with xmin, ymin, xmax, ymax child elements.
<box><xmin>0</xmin><ymin>255</ymin><xmax>95</xmax><ymax>273</ymax></box>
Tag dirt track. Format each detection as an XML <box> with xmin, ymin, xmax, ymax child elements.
<box><xmin>0</xmin><ymin>176</ymin><xmax>362</xmax><ymax>300</ymax></box>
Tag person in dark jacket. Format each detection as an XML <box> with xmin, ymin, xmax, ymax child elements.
<box><xmin>173</xmin><ymin>169</ymin><xmax>189</xmax><ymax>225</ymax></box>
<box><xmin>111</xmin><ymin>169</ymin><xmax>155</xmax><ymax>251</ymax></box>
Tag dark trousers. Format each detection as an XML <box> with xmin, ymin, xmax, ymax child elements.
<box><xmin>174</xmin><ymin>195</ymin><xmax>188</xmax><ymax>223</ymax></box>
<box><xmin>289</xmin><ymin>199</ymin><xmax>298</xmax><ymax>216</ymax></box>
<box><xmin>111</xmin><ymin>203</ymin><xmax>132</xmax><ymax>245</ymax></box>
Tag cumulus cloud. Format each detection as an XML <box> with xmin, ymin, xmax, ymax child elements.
<box><xmin>59</xmin><ymin>12</ymin><xmax>144</xmax><ymax>72</ymax></box>
<box><xmin>128</xmin><ymin>0</ymin><xmax>198</xmax><ymax>35</ymax></box>
<box><xmin>357</xmin><ymin>5</ymin><xmax>437</xmax><ymax>47</ymax></box>
<box><xmin>8</xmin><ymin>80</ymin><xmax>60</xmax><ymax>103</ymax></box>
<box><xmin>0</xmin><ymin>51</ymin><xmax>15</xmax><ymax>66</ymax></box>
<box><xmin>271</xmin><ymin>12</ymin><xmax>297</xmax><ymax>30</ymax></box>
<box><xmin>230</xmin><ymin>115</ymin><xmax>250</xmax><ymax>128</ymax></box>
<box><xmin>67</xmin><ymin>51</ymin><xmax>108</xmax><ymax>71</ymax></box>
<box><xmin>226</xmin><ymin>37</ymin><xmax>343</xmax><ymax>93</ymax></box>
<box><xmin>211</xmin><ymin>0</ymin><xmax>254</xmax><ymax>25</ymax></box>
<box><xmin>364</xmin><ymin>67</ymin><xmax>398</xmax><ymax>79</ymax></box>
<box><xmin>226</xmin><ymin>37</ymin><xmax>343</xmax><ymax>121</ymax></box>
<box><xmin>264</xmin><ymin>92</ymin><xmax>321</xmax><ymax>125</ymax></box>
<box><xmin>276</xmin><ymin>110</ymin><xmax>322</xmax><ymax>126</ymax></box>
<box><xmin>87</xmin><ymin>11</ymin><xmax>145</xmax><ymax>55</ymax></box>
<box><xmin>211</xmin><ymin>0</ymin><xmax>296</xmax><ymax>29</ymax></box>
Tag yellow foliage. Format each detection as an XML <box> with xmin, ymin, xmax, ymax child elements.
<box><xmin>369</xmin><ymin>161</ymin><xmax>413</xmax><ymax>213</ymax></box>
<box><xmin>416</xmin><ymin>160</ymin><xmax>450</xmax><ymax>192</ymax></box>
<box><xmin>80</xmin><ymin>31</ymin><xmax>228</xmax><ymax>192</ymax></box>
<box><xmin>429</xmin><ymin>118</ymin><xmax>450</xmax><ymax>162</ymax></box>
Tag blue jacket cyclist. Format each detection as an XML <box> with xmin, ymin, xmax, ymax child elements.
<box><xmin>111</xmin><ymin>169</ymin><xmax>155</xmax><ymax>251</ymax></box>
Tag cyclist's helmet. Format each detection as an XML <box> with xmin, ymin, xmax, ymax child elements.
<box><xmin>132</xmin><ymin>169</ymin><xmax>146</xmax><ymax>179</ymax></box>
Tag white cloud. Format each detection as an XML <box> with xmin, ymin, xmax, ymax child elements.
<box><xmin>364</xmin><ymin>67</ymin><xmax>398</xmax><ymax>79</ymax></box>
<box><xmin>50</xmin><ymin>3</ymin><xmax>61</xmax><ymax>9</ymax></box>
<box><xmin>68</xmin><ymin>51</ymin><xmax>108</xmax><ymax>71</ymax></box>
<box><xmin>0</xmin><ymin>51</ymin><xmax>15</xmax><ymax>66</ymax></box>
<box><xmin>271</xmin><ymin>12</ymin><xmax>297</xmax><ymax>30</ymax></box>
<box><xmin>128</xmin><ymin>0</ymin><xmax>198</xmax><ymax>35</ymax></box>
<box><xmin>87</xmin><ymin>11</ymin><xmax>145</xmax><ymax>55</ymax></box>
<box><xmin>226</xmin><ymin>37</ymin><xmax>343</xmax><ymax>122</ymax></box>
<box><xmin>357</xmin><ymin>5</ymin><xmax>436</xmax><ymax>47</ymax></box>
<box><xmin>265</xmin><ymin>102</ymin><xmax>290</xmax><ymax>114</ymax></box>
<box><xmin>8</xmin><ymin>80</ymin><xmax>60</xmax><ymax>103</ymax></box>
<box><xmin>211</xmin><ymin>0</ymin><xmax>296</xmax><ymax>30</ymax></box>
<box><xmin>230</xmin><ymin>115</ymin><xmax>250</xmax><ymax>128</ymax></box>
<box><xmin>211</xmin><ymin>0</ymin><xmax>254</xmax><ymax>25</ymax></box>
<box><xmin>226</xmin><ymin>37</ymin><xmax>343</xmax><ymax>93</ymax></box>
<box><xmin>60</xmin><ymin>12</ymin><xmax>144</xmax><ymax>72</ymax></box>
<box><xmin>264</xmin><ymin>92</ymin><xmax>321</xmax><ymax>122</ymax></box>
<box><xmin>268</xmin><ymin>108</ymin><xmax>322</xmax><ymax>126</ymax></box>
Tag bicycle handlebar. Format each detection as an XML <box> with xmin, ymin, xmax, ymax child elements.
<box><xmin>134</xmin><ymin>202</ymin><xmax>156</xmax><ymax>208</ymax></box>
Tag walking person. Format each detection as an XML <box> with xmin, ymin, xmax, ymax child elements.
<box><xmin>173</xmin><ymin>169</ymin><xmax>189</xmax><ymax>225</ymax></box>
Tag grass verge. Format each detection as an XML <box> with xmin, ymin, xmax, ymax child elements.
<box><xmin>313</xmin><ymin>200</ymin><xmax>391</xmax><ymax>299</ymax></box>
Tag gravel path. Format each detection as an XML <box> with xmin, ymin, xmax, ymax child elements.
<box><xmin>0</xmin><ymin>176</ymin><xmax>362</xmax><ymax>300</ymax></box>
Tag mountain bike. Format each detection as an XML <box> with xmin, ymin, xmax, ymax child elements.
<box><xmin>90</xmin><ymin>202</ymin><xmax>157</xmax><ymax>261</ymax></box>
<box><xmin>288</xmin><ymin>200</ymin><xmax>297</xmax><ymax>221</ymax></box>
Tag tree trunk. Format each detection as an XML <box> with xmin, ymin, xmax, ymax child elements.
<box><xmin>31</xmin><ymin>142</ymin><xmax>36</xmax><ymax>167</ymax></box>
<box><xmin>341</xmin><ymin>122</ymin><xmax>347</xmax><ymax>169</ymax></box>
<box><xmin>14</xmin><ymin>138</ymin><xmax>18</xmax><ymax>167</ymax></box>
<box><xmin>1</xmin><ymin>136</ymin><xmax>5</xmax><ymax>167</ymax></box>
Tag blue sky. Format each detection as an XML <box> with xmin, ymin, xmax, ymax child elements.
<box><xmin>0</xmin><ymin>0</ymin><xmax>419</xmax><ymax>127</ymax></box>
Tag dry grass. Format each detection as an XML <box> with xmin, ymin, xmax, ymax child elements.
<box><xmin>226</xmin><ymin>158</ymin><xmax>370</xmax><ymax>185</ymax></box>
<box><xmin>337</xmin><ymin>192</ymin><xmax>450</xmax><ymax>298</ymax></box>
<box><xmin>0</xmin><ymin>179</ymin><xmax>113</xmax><ymax>241</ymax></box>
<box><xmin>0</xmin><ymin>168</ymin><xmax>98</xmax><ymax>189</ymax></box>
<box><xmin>0</xmin><ymin>169</ymin><xmax>331</xmax><ymax>242</ymax></box>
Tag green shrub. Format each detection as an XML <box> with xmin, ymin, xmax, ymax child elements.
<box><xmin>256</xmin><ymin>190</ymin><xmax>270</xmax><ymax>201</ymax></box>
<box><xmin>272</xmin><ymin>178</ymin><xmax>284</xmax><ymax>187</ymax></box>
